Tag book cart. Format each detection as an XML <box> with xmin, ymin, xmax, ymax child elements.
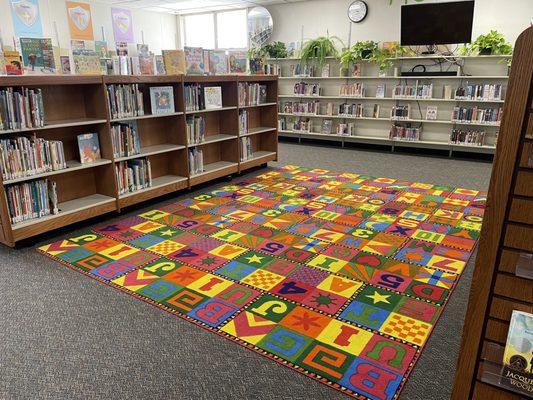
<box><xmin>451</xmin><ymin>27</ymin><xmax>533</xmax><ymax>399</ymax></box>
<box><xmin>0</xmin><ymin>74</ymin><xmax>278</xmax><ymax>247</ymax></box>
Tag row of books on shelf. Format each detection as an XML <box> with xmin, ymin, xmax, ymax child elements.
<box><xmin>111</xmin><ymin>123</ymin><xmax>140</xmax><ymax>158</ymax></box>
<box><xmin>282</xmin><ymin>101</ymin><xmax>320</xmax><ymax>115</ymax></box>
<box><xmin>240</xmin><ymin>137</ymin><xmax>253</xmax><ymax>161</ymax></box>
<box><xmin>286</xmin><ymin>83</ymin><xmax>504</xmax><ymax>102</ymax></box>
<box><xmin>186</xmin><ymin>116</ymin><xmax>206</xmax><ymax>145</ymax></box>
<box><xmin>6</xmin><ymin>179</ymin><xmax>58</xmax><ymax>224</ymax></box>
<box><xmin>293</xmin><ymin>82</ymin><xmax>321</xmax><ymax>96</ymax></box>
<box><xmin>239</xmin><ymin>110</ymin><xmax>249</xmax><ymax>134</ymax></box>
<box><xmin>279</xmin><ymin>117</ymin><xmax>490</xmax><ymax>146</ymax></box>
<box><xmin>340</xmin><ymin>83</ymin><xmax>365</xmax><ymax>98</ymax></box>
<box><xmin>389</xmin><ymin>125</ymin><xmax>421</xmax><ymax>141</ymax></box>
<box><xmin>107</xmin><ymin>84</ymin><xmax>144</xmax><ymax>119</ymax></box>
<box><xmin>0</xmin><ymin>87</ymin><xmax>45</xmax><ymax>131</ymax></box>
<box><xmin>185</xmin><ymin>84</ymin><xmax>223</xmax><ymax>111</ymax></box>
<box><xmin>0</xmin><ymin>39</ymin><xmax>253</xmax><ymax>76</ymax></box>
<box><xmin>451</xmin><ymin>106</ymin><xmax>503</xmax><ymax>125</ymax></box>
<box><xmin>0</xmin><ymin>135</ymin><xmax>66</xmax><ymax>181</ymax></box>
<box><xmin>263</xmin><ymin>64</ymin><xmax>281</xmax><ymax>76</ymax></box>
<box><xmin>392</xmin><ymin>83</ymin><xmax>433</xmax><ymax>99</ymax></box>
<box><xmin>238</xmin><ymin>83</ymin><xmax>268</xmax><ymax>107</ymax></box>
<box><xmin>455</xmin><ymin>83</ymin><xmax>503</xmax><ymax>101</ymax></box>
<box><xmin>116</xmin><ymin>158</ymin><xmax>152</xmax><ymax>195</ymax></box>
<box><xmin>189</xmin><ymin>148</ymin><xmax>204</xmax><ymax>175</ymax></box>
<box><xmin>0</xmin><ymin>132</ymin><xmax>101</xmax><ymax>182</ymax></box>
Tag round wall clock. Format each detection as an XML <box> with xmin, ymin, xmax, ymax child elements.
<box><xmin>348</xmin><ymin>0</ymin><xmax>368</xmax><ymax>23</ymax></box>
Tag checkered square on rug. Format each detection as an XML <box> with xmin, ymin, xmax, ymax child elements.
<box><xmin>39</xmin><ymin>165</ymin><xmax>485</xmax><ymax>400</ymax></box>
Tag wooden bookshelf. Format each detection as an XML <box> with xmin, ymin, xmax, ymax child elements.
<box><xmin>451</xmin><ymin>27</ymin><xmax>533</xmax><ymax>400</ymax></box>
<box><xmin>0</xmin><ymin>74</ymin><xmax>278</xmax><ymax>246</ymax></box>
<box><xmin>273</xmin><ymin>54</ymin><xmax>510</xmax><ymax>156</ymax></box>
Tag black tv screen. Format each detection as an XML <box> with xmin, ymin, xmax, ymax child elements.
<box><xmin>401</xmin><ymin>1</ymin><xmax>475</xmax><ymax>46</ymax></box>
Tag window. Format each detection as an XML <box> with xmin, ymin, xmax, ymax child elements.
<box><xmin>216</xmin><ymin>10</ymin><xmax>248</xmax><ymax>49</ymax></box>
<box><xmin>182</xmin><ymin>9</ymin><xmax>248</xmax><ymax>50</ymax></box>
<box><xmin>183</xmin><ymin>13</ymin><xmax>215</xmax><ymax>49</ymax></box>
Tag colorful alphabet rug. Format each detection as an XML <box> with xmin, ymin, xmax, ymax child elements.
<box><xmin>39</xmin><ymin>165</ymin><xmax>485</xmax><ymax>400</ymax></box>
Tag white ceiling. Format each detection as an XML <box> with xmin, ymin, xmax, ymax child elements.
<box><xmin>95</xmin><ymin>0</ymin><xmax>308</xmax><ymax>14</ymax></box>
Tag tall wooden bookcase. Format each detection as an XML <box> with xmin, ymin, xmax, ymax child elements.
<box><xmin>451</xmin><ymin>27</ymin><xmax>533</xmax><ymax>399</ymax></box>
<box><xmin>0</xmin><ymin>74</ymin><xmax>278</xmax><ymax>247</ymax></box>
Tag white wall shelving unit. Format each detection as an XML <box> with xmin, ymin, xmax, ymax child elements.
<box><xmin>273</xmin><ymin>54</ymin><xmax>511</xmax><ymax>156</ymax></box>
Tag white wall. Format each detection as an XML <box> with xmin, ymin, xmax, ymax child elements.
<box><xmin>267</xmin><ymin>0</ymin><xmax>533</xmax><ymax>48</ymax></box>
<box><xmin>0</xmin><ymin>0</ymin><xmax>178</xmax><ymax>53</ymax></box>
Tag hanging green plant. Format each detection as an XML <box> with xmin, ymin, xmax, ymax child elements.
<box><xmin>299</xmin><ymin>36</ymin><xmax>343</xmax><ymax>69</ymax></box>
<box><xmin>340</xmin><ymin>40</ymin><xmax>378</xmax><ymax>68</ymax></box>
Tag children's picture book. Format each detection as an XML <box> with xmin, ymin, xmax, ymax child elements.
<box><xmin>426</xmin><ymin>105</ymin><xmax>438</xmax><ymax>120</ymax></box>
<box><xmin>204</xmin><ymin>86</ymin><xmax>222</xmax><ymax>110</ymax></box>
<box><xmin>4</xmin><ymin>51</ymin><xmax>23</xmax><ymax>75</ymax></box>
<box><xmin>149</xmin><ymin>86</ymin><xmax>175</xmax><ymax>115</ymax></box>
<box><xmin>0</xmin><ymin>52</ymin><xmax>7</xmax><ymax>75</ymax></box>
<box><xmin>228</xmin><ymin>51</ymin><xmax>247</xmax><ymax>74</ymax></box>
<box><xmin>77</xmin><ymin>133</ymin><xmax>101</xmax><ymax>163</ymax></box>
<box><xmin>94</xmin><ymin>40</ymin><xmax>108</xmax><ymax>58</ymax></box>
<box><xmin>202</xmin><ymin>49</ymin><xmax>211</xmax><ymax>75</ymax></box>
<box><xmin>60</xmin><ymin>56</ymin><xmax>71</xmax><ymax>74</ymax></box>
<box><xmin>376</xmin><ymin>84</ymin><xmax>386</xmax><ymax>98</ymax></box>
<box><xmin>184</xmin><ymin>46</ymin><xmax>205</xmax><ymax>75</ymax></box>
<box><xmin>162</xmin><ymin>50</ymin><xmax>185</xmax><ymax>75</ymax></box>
<box><xmin>500</xmin><ymin>310</ymin><xmax>533</xmax><ymax>396</ymax></box>
<box><xmin>139</xmin><ymin>54</ymin><xmax>154</xmax><ymax>75</ymax></box>
<box><xmin>209</xmin><ymin>50</ymin><xmax>228</xmax><ymax>75</ymax></box>
<box><xmin>70</xmin><ymin>40</ymin><xmax>86</xmax><ymax>50</ymax></box>
<box><xmin>155</xmin><ymin>55</ymin><xmax>166</xmax><ymax>75</ymax></box>
<box><xmin>352</xmin><ymin>63</ymin><xmax>361</xmax><ymax>77</ymax></box>
<box><xmin>20</xmin><ymin>37</ymin><xmax>56</xmax><ymax>74</ymax></box>
<box><xmin>321</xmin><ymin>119</ymin><xmax>333</xmax><ymax>134</ymax></box>
<box><xmin>115</xmin><ymin>41</ymin><xmax>128</xmax><ymax>56</ymax></box>
<box><xmin>72</xmin><ymin>49</ymin><xmax>100</xmax><ymax>74</ymax></box>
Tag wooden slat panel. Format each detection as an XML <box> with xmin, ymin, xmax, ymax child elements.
<box><xmin>504</xmin><ymin>224</ymin><xmax>533</xmax><ymax>252</ymax></box>
<box><xmin>514</xmin><ymin>170</ymin><xmax>533</xmax><ymax>197</ymax></box>
<box><xmin>489</xmin><ymin>296</ymin><xmax>533</xmax><ymax>321</ymax></box>
<box><xmin>473</xmin><ymin>381</ymin><xmax>525</xmax><ymax>400</ymax></box>
<box><xmin>521</xmin><ymin>140</ymin><xmax>533</xmax><ymax>167</ymax></box>
<box><xmin>485</xmin><ymin>318</ymin><xmax>509</xmax><ymax>344</ymax></box>
<box><xmin>499</xmin><ymin>249</ymin><xmax>522</xmax><ymax>274</ymax></box>
<box><xmin>493</xmin><ymin>273</ymin><xmax>533</xmax><ymax>302</ymax></box>
<box><xmin>508</xmin><ymin>197</ymin><xmax>533</xmax><ymax>224</ymax></box>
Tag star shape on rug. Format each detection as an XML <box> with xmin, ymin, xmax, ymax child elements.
<box><xmin>311</xmin><ymin>292</ymin><xmax>337</xmax><ymax>308</ymax></box>
<box><xmin>160</xmin><ymin>229</ymin><xmax>176</xmax><ymax>236</ymax></box>
<box><xmin>245</xmin><ymin>254</ymin><xmax>264</xmax><ymax>264</ymax></box>
<box><xmin>366</xmin><ymin>291</ymin><xmax>391</xmax><ymax>305</ymax></box>
<box><xmin>199</xmin><ymin>256</ymin><xmax>217</xmax><ymax>266</ymax></box>
<box><xmin>291</xmin><ymin>312</ymin><xmax>321</xmax><ymax>331</ymax></box>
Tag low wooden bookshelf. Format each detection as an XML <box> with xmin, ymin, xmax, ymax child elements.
<box><xmin>0</xmin><ymin>74</ymin><xmax>278</xmax><ymax>246</ymax></box>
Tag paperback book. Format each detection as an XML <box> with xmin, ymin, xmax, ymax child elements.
<box><xmin>0</xmin><ymin>87</ymin><xmax>45</xmax><ymax>130</ymax></box>
<box><xmin>77</xmin><ymin>133</ymin><xmax>101</xmax><ymax>163</ymax></box>
<box><xmin>72</xmin><ymin>49</ymin><xmax>100</xmax><ymax>75</ymax></box>
<box><xmin>4</xmin><ymin>51</ymin><xmax>23</xmax><ymax>75</ymax></box>
<box><xmin>500</xmin><ymin>310</ymin><xmax>533</xmax><ymax>396</ymax></box>
<box><xmin>111</xmin><ymin>122</ymin><xmax>141</xmax><ymax>157</ymax></box>
<box><xmin>209</xmin><ymin>50</ymin><xmax>228</xmax><ymax>75</ymax></box>
<box><xmin>116</xmin><ymin>158</ymin><xmax>152</xmax><ymax>194</ymax></box>
<box><xmin>6</xmin><ymin>179</ymin><xmax>58</xmax><ymax>224</ymax></box>
<box><xmin>426</xmin><ymin>106</ymin><xmax>438</xmax><ymax>120</ymax></box>
<box><xmin>228</xmin><ymin>51</ymin><xmax>247</xmax><ymax>74</ymax></box>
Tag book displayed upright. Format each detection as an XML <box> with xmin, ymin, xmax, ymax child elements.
<box><xmin>162</xmin><ymin>50</ymin><xmax>185</xmax><ymax>75</ymax></box>
<box><xmin>209</xmin><ymin>51</ymin><xmax>228</xmax><ymax>75</ymax></box>
<box><xmin>184</xmin><ymin>47</ymin><xmax>205</xmax><ymax>75</ymax></box>
<box><xmin>149</xmin><ymin>86</ymin><xmax>175</xmax><ymax>115</ymax></box>
<box><xmin>19</xmin><ymin>38</ymin><xmax>56</xmax><ymax>74</ymax></box>
<box><xmin>77</xmin><ymin>133</ymin><xmax>101</xmax><ymax>164</ymax></box>
<box><xmin>203</xmin><ymin>86</ymin><xmax>222</xmax><ymax>110</ymax></box>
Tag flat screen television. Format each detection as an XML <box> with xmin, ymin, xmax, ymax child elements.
<box><xmin>401</xmin><ymin>1</ymin><xmax>475</xmax><ymax>46</ymax></box>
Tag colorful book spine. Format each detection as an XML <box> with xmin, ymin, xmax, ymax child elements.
<box><xmin>0</xmin><ymin>135</ymin><xmax>66</xmax><ymax>181</ymax></box>
<box><xmin>6</xmin><ymin>178</ymin><xmax>58</xmax><ymax>224</ymax></box>
<box><xmin>188</xmin><ymin>148</ymin><xmax>204</xmax><ymax>175</ymax></box>
<box><xmin>451</xmin><ymin>106</ymin><xmax>503</xmax><ymax>125</ymax></box>
<box><xmin>184</xmin><ymin>84</ymin><xmax>205</xmax><ymax>111</ymax></box>
<box><xmin>238</xmin><ymin>83</ymin><xmax>268</xmax><ymax>106</ymax></box>
<box><xmin>115</xmin><ymin>158</ymin><xmax>152</xmax><ymax>195</ymax></box>
<box><xmin>186</xmin><ymin>116</ymin><xmax>206</xmax><ymax>145</ymax></box>
<box><xmin>449</xmin><ymin>128</ymin><xmax>486</xmax><ymax>146</ymax></box>
<box><xmin>111</xmin><ymin>123</ymin><xmax>141</xmax><ymax>157</ymax></box>
<box><xmin>389</xmin><ymin>125</ymin><xmax>421</xmax><ymax>141</ymax></box>
<box><xmin>0</xmin><ymin>87</ymin><xmax>45</xmax><ymax>131</ymax></box>
<box><xmin>293</xmin><ymin>82</ymin><xmax>320</xmax><ymax>96</ymax></box>
<box><xmin>239</xmin><ymin>110</ymin><xmax>248</xmax><ymax>134</ymax></box>
<box><xmin>340</xmin><ymin>83</ymin><xmax>365</xmax><ymax>98</ymax></box>
<box><xmin>107</xmin><ymin>84</ymin><xmax>145</xmax><ymax>119</ymax></box>
<box><xmin>240</xmin><ymin>137</ymin><xmax>253</xmax><ymax>161</ymax></box>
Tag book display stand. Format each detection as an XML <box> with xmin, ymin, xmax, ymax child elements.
<box><xmin>0</xmin><ymin>75</ymin><xmax>278</xmax><ymax>246</ymax></box>
<box><xmin>451</xmin><ymin>27</ymin><xmax>533</xmax><ymax>399</ymax></box>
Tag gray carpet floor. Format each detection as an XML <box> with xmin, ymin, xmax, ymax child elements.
<box><xmin>0</xmin><ymin>142</ymin><xmax>493</xmax><ymax>400</ymax></box>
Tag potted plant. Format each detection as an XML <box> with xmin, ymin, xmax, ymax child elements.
<box><xmin>299</xmin><ymin>35</ymin><xmax>342</xmax><ymax>69</ymax></box>
<box><xmin>370</xmin><ymin>47</ymin><xmax>394</xmax><ymax>77</ymax></box>
<box><xmin>462</xmin><ymin>30</ymin><xmax>513</xmax><ymax>55</ymax></box>
<box><xmin>262</xmin><ymin>41</ymin><xmax>290</xmax><ymax>59</ymax></box>
<box><xmin>247</xmin><ymin>44</ymin><xmax>267</xmax><ymax>74</ymax></box>
<box><xmin>340</xmin><ymin>40</ymin><xmax>378</xmax><ymax>76</ymax></box>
